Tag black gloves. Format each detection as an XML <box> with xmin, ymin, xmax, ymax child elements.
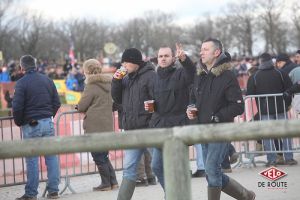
<box><xmin>283</xmin><ymin>90</ymin><xmax>292</xmax><ymax>102</ymax></box>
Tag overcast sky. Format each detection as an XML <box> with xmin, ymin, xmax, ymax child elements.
<box><xmin>19</xmin><ymin>0</ymin><xmax>236</xmax><ymax>24</ymax></box>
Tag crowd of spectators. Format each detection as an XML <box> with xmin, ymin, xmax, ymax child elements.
<box><xmin>1</xmin><ymin>50</ymin><xmax>300</xmax><ymax>93</ymax></box>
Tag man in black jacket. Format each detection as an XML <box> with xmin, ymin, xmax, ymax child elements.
<box><xmin>247</xmin><ymin>53</ymin><xmax>297</xmax><ymax>166</ymax></box>
<box><xmin>13</xmin><ymin>55</ymin><xmax>61</xmax><ymax>200</ymax></box>
<box><xmin>276</xmin><ymin>53</ymin><xmax>299</xmax><ymax>77</ymax></box>
<box><xmin>145</xmin><ymin>44</ymin><xmax>196</xmax><ymax>193</ymax></box>
<box><xmin>187</xmin><ymin>38</ymin><xmax>255</xmax><ymax>200</ymax></box>
<box><xmin>111</xmin><ymin>48</ymin><xmax>156</xmax><ymax>200</ymax></box>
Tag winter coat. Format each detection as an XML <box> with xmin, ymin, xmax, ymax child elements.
<box><xmin>289</xmin><ymin>66</ymin><xmax>300</xmax><ymax>84</ymax></box>
<box><xmin>280</xmin><ymin>61</ymin><xmax>298</xmax><ymax>75</ymax></box>
<box><xmin>12</xmin><ymin>69</ymin><xmax>61</xmax><ymax>126</ymax></box>
<box><xmin>0</xmin><ymin>71</ymin><xmax>10</xmax><ymax>82</ymax></box>
<box><xmin>66</xmin><ymin>74</ymin><xmax>79</xmax><ymax>91</ymax></box>
<box><xmin>78</xmin><ymin>73</ymin><xmax>113</xmax><ymax>133</ymax></box>
<box><xmin>247</xmin><ymin>62</ymin><xmax>292</xmax><ymax>115</ymax></box>
<box><xmin>111</xmin><ymin>62</ymin><xmax>156</xmax><ymax>130</ymax></box>
<box><xmin>191</xmin><ymin>53</ymin><xmax>244</xmax><ymax>124</ymax></box>
<box><xmin>149</xmin><ymin>57</ymin><xmax>196</xmax><ymax>128</ymax></box>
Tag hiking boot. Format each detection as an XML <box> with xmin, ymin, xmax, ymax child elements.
<box><xmin>47</xmin><ymin>192</ymin><xmax>59</xmax><ymax>199</ymax></box>
<box><xmin>265</xmin><ymin>161</ymin><xmax>277</xmax><ymax>167</ymax></box>
<box><xmin>222</xmin><ymin>168</ymin><xmax>232</xmax><ymax>173</ymax></box>
<box><xmin>208</xmin><ymin>187</ymin><xmax>221</xmax><ymax>200</ymax></box>
<box><xmin>93</xmin><ymin>164</ymin><xmax>112</xmax><ymax>191</ymax></box>
<box><xmin>192</xmin><ymin>170</ymin><xmax>206</xmax><ymax>178</ymax></box>
<box><xmin>15</xmin><ymin>195</ymin><xmax>37</xmax><ymax>200</ymax></box>
<box><xmin>93</xmin><ymin>184</ymin><xmax>111</xmax><ymax>191</ymax></box>
<box><xmin>147</xmin><ymin>177</ymin><xmax>157</xmax><ymax>185</ymax></box>
<box><xmin>117</xmin><ymin>179</ymin><xmax>136</xmax><ymax>200</ymax></box>
<box><xmin>222</xmin><ymin>178</ymin><xmax>256</xmax><ymax>200</ymax></box>
<box><xmin>276</xmin><ymin>155</ymin><xmax>285</xmax><ymax>165</ymax></box>
<box><xmin>286</xmin><ymin>159</ymin><xmax>298</xmax><ymax>165</ymax></box>
<box><xmin>229</xmin><ymin>152</ymin><xmax>239</xmax><ymax>164</ymax></box>
<box><xmin>136</xmin><ymin>178</ymin><xmax>148</xmax><ymax>187</ymax></box>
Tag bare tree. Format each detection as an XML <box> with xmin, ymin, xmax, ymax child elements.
<box><xmin>225</xmin><ymin>1</ymin><xmax>256</xmax><ymax>56</ymax></box>
<box><xmin>117</xmin><ymin>18</ymin><xmax>145</xmax><ymax>52</ymax></box>
<box><xmin>291</xmin><ymin>1</ymin><xmax>300</xmax><ymax>48</ymax></box>
<box><xmin>256</xmin><ymin>0</ymin><xmax>287</xmax><ymax>54</ymax></box>
<box><xmin>65</xmin><ymin>19</ymin><xmax>111</xmax><ymax>61</ymax></box>
<box><xmin>115</xmin><ymin>11</ymin><xmax>182</xmax><ymax>57</ymax></box>
<box><xmin>213</xmin><ymin>16</ymin><xmax>235</xmax><ymax>52</ymax></box>
<box><xmin>189</xmin><ymin>16</ymin><xmax>214</xmax><ymax>45</ymax></box>
<box><xmin>0</xmin><ymin>0</ymin><xmax>18</xmax><ymax>60</ymax></box>
<box><xmin>16</xmin><ymin>13</ymin><xmax>47</xmax><ymax>56</ymax></box>
<box><xmin>4</xmin><ymin>1</ymin><xmax>300</xmax><ymax>62</ymax></box>
<box><xmin>37</xmin><ymin>21</ymin><xmax>69</xmax><ymax>61</ymax></box>
<box><xmin>141</xmin><ymin>10</ymin><xmax>181</xmax><ymax>55</ymax></box>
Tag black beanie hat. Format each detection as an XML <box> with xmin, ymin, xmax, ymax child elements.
<box><xmin>276</xmin><ymin>53</ymin><xmax>290</xmax><ymax>62</ymax></box>
<box><xmin>259</xmin><ymin>53</ymin><xmax>272</xmax><ymax>63</ymax></box>
<box><xmin>121</xmin><ymin>48</ymin><xmax>143</xmax><ymax>65</ymax></box>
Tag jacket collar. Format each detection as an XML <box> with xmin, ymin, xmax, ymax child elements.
<box><xmin>157</xmin><ymin>64</ymin><xmax>176</xmax><ymax>78</ymax></box>
<box><xmin>128</xmin><ymin>61</ymin><xmax>154</xmax><ymax>79</ymax></box>
<box><xmin>258</xmin><ymin>60</ymin><xmax>274</xmax><ymax>70</ymax></box>
<box><xmin>197</xmin><ymin>53</ymin><xmax>232</xmax><ymax>77</ymax></box>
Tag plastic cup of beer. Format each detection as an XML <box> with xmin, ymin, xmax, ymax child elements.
<box><xmin>187</xmin><ymin>104</ymin><xmax>198</xmax><ymax>118</ymax></box>
<box><xmin>144</xmin><ymin>100</ymin><xmax>155</xmax><ymax>113</ymax></box>
<box><xmin>115</xmin><ymin>66</ymin><xmax>127</xmax><ymax>79</ymax></box>
<box><xmin>119</xmin><ymin>66</ymin><xmax>127</xmax><ymax>77</ymax></box>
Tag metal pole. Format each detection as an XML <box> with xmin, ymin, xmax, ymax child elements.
<box><xmin>163</xmin><ymin>138</ymin><xmax>191</xmax><ymax>200</ymax></box>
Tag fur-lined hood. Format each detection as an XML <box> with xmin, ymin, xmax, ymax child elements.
<box><xmin>85</xmin><ymin>73</ymin><xmax>112</xmax><ymax>93</ymax></box>
<box><xmin>85</xmin><ymin>73</ymin><xmax>112</xmax><ymax>84</ymax></box>
<box><xmin>197</xmin><ymin>52</ymin><xmax>233</xmax><ymax>77</ymax></box>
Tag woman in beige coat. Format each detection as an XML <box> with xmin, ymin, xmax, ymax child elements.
<box><xmin>77</xmin><ymin>59</ymin><xmax>118</xmax><ymax>191</ymax></box>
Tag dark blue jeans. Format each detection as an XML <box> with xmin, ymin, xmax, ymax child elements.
<box><xmin>202</xmin><ymin>142</ymin><xmax>230</xmax><ymax>187</ymax></box>
<box><xmin>22</xmin><ymin>118</ymin><xmax>59</xmax><ymax>197</ymax></box>
<box><xmin>91</xmin><ymin>152</ymin><xmax>109</xmax><ymax>165</ymax></box>
<box><xmin>221</xmin><ymin>143</ymin><xmax>236</xmax><ymax>169</ymax></box>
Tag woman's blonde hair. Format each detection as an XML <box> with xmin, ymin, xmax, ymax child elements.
<box><xmin>83</xmin><ymin>59</ymin><xmax>102</xmax><ymax>75</ymax></box>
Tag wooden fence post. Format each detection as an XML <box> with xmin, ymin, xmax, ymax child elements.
<box><xmin>163</xmin><ymin>138</ymin><xmax>191</xmax><ymax>200</ymax></box>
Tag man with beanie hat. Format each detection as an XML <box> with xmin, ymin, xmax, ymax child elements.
<box><xmin>247</xmin><ymin>52</ymin><xmax>297</xmax><ymax>166</ymax></box>
<box><xmin>276</xmin><ymin>53</ymin><xmax>299</xmax><ymax>75</ymax></box>
<box><xmin>13</xmin><ymin>55</ymin><xmax>61</xmax><ymax>200</ymax></box>
<box><xmin>121</xmin><ymin>48</ymin><xmax>143</xmax><ymax>65</ymax></box>
<box><xmin>111</xmin><ymin>48</ymin><xmax>156</xmax><ymax>200</ymax></box>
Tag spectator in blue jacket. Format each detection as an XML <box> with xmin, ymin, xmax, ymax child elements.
<box><xmin>66</xmin><ymin>67</ymin><xmax>79</xmax><ymax>91</ymax></box>
<box><xmin>0</xmin><ymin>66</ymin><xmax>11</xmax><ymax>82</ymax></box>
<box><xmin>13</xmin><ymin>55</ymin><xmax>61</xmax><ymax>200</ymax></box>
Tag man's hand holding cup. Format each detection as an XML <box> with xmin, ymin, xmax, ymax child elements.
<box><xmin>144</xmin><ymin>100</ymin><xmax>155</xmax><ymax>113</ymax></box>
<box><xmin>186</xmin><ymin>104</ymin><xmax>198</xmax><ymax>120</ymax></box>
<box><xmin>113</xmin><ymin>66</ymin><xmax>127</xmax><ymax>79</ymax></box>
